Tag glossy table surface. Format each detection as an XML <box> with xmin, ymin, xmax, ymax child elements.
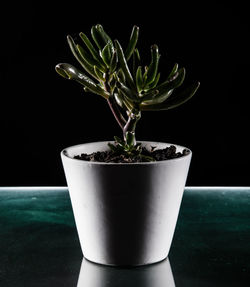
<box><xmin>0</xmin><ymin>186</ymin><xmax>249</xmax><ymax>286</ymax></box>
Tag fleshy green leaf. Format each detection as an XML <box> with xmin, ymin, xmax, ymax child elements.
<box><xmin>76</xmin><ymin>44</ymin><xmax>106</xmax><ymax>72</ymax></box>
<box><xmin>55</xmin><ymin>63</ymin><xmax>110</xmax><ymax>99</ymax></box>
<box><xmin>101</xmin><ymin>41</ymin><xmax>112</xmax><ymax>66</ymax></box>
<box><xmin>67</xmin><ymin>35</ymin><xmax>98</xmax><ymax>80</ymax></box>
<box><xmin>142</xmin><ymin>66</ymin><xmax>148</xmax><ymax>84</ymax></box>
<box><xmin>109</xmin><ymin>50</ymin><xmax>117</xmax><ymax>73</ymax></box>
<box><xmin>140</xmin><ymin>82</ymin><xmax>200</xmax><ymax>111</ymax></box>
<box><xmin>91</xmin><ymin>25</ymin><xmax>106</xmax><ymax>50</ymax></box>
<box><xmin>145</xmin><ymin>73</ymin><xmax>160</xmax><ymax>91</ymax></box>
<box><xmin>116</xmin><ymin>81</ymin><xmax>139</xmax><ymax>103</ymax></box>
<box><xmin>167</xmin><ymin>63</ymin><xmax>179</xmax><ymax>80</ymax></box>
<box><xmin>94</xmin><ymin>65</ymin><xmax>105</xmax><ymax>81</ymax></box>
<box><xmin>96</xmin><ymin>24</ymin><xmax>113</xmax><ymax>46</ymax></box>
<box><xmin>125</xmin><ymin>25</ymin><xmax>139</xmax><ymax>61</ymax></box>
<box><xmin>91</xmin><ymin>24</ymin><xmax>113</xmax><ymax>50</ymax></box>
<box><xmin>156</xmin><ymin>68</ymin><xmax>186</xmax><ymax>94</ymax></box>
<box><xmin>117</xmin><ymin>69</ymin><xmax>126</xmax><ymax>83</ymax></box>
<box><xmin>141</xmin><ymin>89</ymin><xmax>159</xmax><ymax>102</ymax></box>
<box><xmin>142</xmin><ymin>89</ymin><xmax>173</xmax><ymax>105</ymax></box>
<box><xmin>114</xmin><ymin>92</ymin><xmax>124</xmax><ymax>108</ymax></box>
<box><xmin>136</xmin><ymin>66</ymin><xmax>143</xmax><ymax>93</ymax></box>
<box><xmin>142</xmin><ymin>68</ymin><xmax>185</xmax><ymax>105</ymax></box>
<box><xmin>144</xmin><ymin>45</ymin><xmax>160</xmax><ymax>86</ymax></box>
<box><xmin>115</xmin><ymin>40</ymin><xmax>136</xmax><ymax>90</ymax></box>
<box><xmin>117</xmin><ymin>88</ymin><xmax>134</xmax><ymax>111</ymax></box>
<box><xmin>79</xmin><ymin>32</ymin><xmax>105</xmax><ymax>65</ymax></box>
<box><xmin>55</xmin><ymin>65</ymin><xmax>69</xmax><ymax>79</ymax></box>
<box><xmin>132</xmin><ymin>48</ymin><xmax>140</xmax><ymax>77</ymax></box>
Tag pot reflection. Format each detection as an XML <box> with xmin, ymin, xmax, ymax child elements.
<box><xmin>77</xmin><ymin>257</ymin><xmax>175</xmax><ymax>287</ymax></box>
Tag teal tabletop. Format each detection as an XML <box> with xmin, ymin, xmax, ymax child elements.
<box><xmin>0</xmin><ymin>187</ymin><xmax>249</xmax><ymax>286</ymax></box>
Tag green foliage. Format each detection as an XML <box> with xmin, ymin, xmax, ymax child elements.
<box><xmin>55</xmin><ymin>24</ymin><xmax>200</xmax><ymax>156</ymax></box>
<box><xmin>108</xmin><ymin>136</ymin><xmax>155</xmax><ymax>162</ymax></box>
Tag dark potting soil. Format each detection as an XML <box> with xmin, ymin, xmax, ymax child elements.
<box><xmin>73</xmin><ymin>145</ymin><xmax>190</xmax><ymax>163</ymax></box>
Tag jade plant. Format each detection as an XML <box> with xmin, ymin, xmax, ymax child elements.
<box><xmin>56</xmin><ymin>24</ymin><xmax>200</xmax><ymax>159</ymax></box>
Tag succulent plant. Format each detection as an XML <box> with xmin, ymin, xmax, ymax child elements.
<box><xmin>56</xmin><ymin>24</ymin><xmax>200</xmax><ymax>157</ymax></box>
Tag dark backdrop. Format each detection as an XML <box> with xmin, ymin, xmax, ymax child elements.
<box><xmin>1</xmin><ymin>3</ymin><xmax>249</xmax><ymax>186</ymax></box>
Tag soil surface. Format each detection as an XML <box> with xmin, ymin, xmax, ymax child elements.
<box><xmin>73</xmin><ymin>145</ymin><xmax>190</xmax><ymax>163</ymax></box>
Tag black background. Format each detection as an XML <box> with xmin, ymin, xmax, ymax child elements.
<box><xmin>1</xmin><ymin>3</ymin><xmax>249</xmax><ymax>186</ymax></box>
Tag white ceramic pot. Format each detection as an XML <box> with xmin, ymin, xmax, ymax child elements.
<box><xmin>61</xmin><ymin>141</ymin><xmax>192</xmax><ymax>266</ymax></box>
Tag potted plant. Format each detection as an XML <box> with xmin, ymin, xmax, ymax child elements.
<box><xmin>56</xmin><ymin>24</ymin><xmax>200</xmax><ymax>266</ymax></box>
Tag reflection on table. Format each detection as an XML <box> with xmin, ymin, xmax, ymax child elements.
<box><xmin>77</xmin><ymin>257</ymin><xmax>175</xmax><ymax>287</ymax></box>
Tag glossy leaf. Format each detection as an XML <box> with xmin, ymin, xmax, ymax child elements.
<box><xmin>167</xmin><ymin>63</ymin><xmax>178</xmax><ymax>79</ymax></box>
<box><xmin>143</xmin><ymin>68</ymin><xmax>185</xmax><ymax>105</ymax></box>
<box><xmin>55</xmin><ymin>65</ymin><xmax>69</xmax><ymax>79</ymax></box>
<box><xmin>156</xmin><ymin>68</ymin><xmax>186</xmax><ymax>94</ymax></box>
<box><xmin>76</xmin><ymin>44</ymin><xmax>105</xmax><ymax>72</ymax></box>
<box><xmin>145</xmin><ymin>72</ymin><xmax>160</xmax><ymax>90</ymax></box>
<box><xmin>142</xmin><ymin>89</ymin><xmax>173</xmax><ymax>105</ymax></box>
<box><xmin>117</xmin><ymin>69</ymin><xmax>126</xmax><ymax>83</ymax></box>
<box><xmin>115</xmin><ymin>40</ymin><xmax>135</xmax><ymax>90</ymax></box>
<box><xmin>141</xmin><ymin>89</ymin><xmax>159</xmax><ymax>102</ymax></box>
<box><xmin>142</xmin><ymin>65</ymin><xmax>148</xmax><ymax>83</ymax></box>
<box><xmin>101</xmin><ymin>41</ymin><xmax>112</xmax><ymax>67</ymax></box>
<box><xmin>117</xmin><ymin>88</ymin><xmax>134</xmax><ymax>111</ymax></box>
<box><xmin>55</xmin><ymin>63</ymin><xmax>109</xmax><ymax>99</ymax></box>
<box><xmin>116</xmin><ymin>81</ymin><xmax>139</xmax><ymax>103</ymax></box>
<box><xmin>91</xmin><ymin>24</ymin><xmax>113</xmax><ymax>51</ymax></box>
<box><xmin>145</xmin><ymin>45</ymin><xmax>160</xmax><ymax>86</ymax></box>
<box><xmin>96</xmin><ymin>24</ymin><xmax>113</xmax><ymax>46</ymax></box>
<box><xmin>91</xmin><ymin>25</ymin><xmax>106</xmax><ymax>50</ymax></box>
<box><xmin>114</xmin><ymin>92</ymin><xmax>124</xmax><ymax>108</ymax></box>
<box><xmin>67</xmin><ymin>35</ymin><xmax>98</xmax><ymax>80</ymax></box>
<box><xmin>109</xmin><ymin>50</ymin><xmax>117</xmax><ymax>73</ymax></box>
<box><xmin>125</xmin><ymin>25</ymin><xmax>139</xmax><ymax>61</ymax></box>
<box><xmin>140</xmin><ymin>82</ymin><xmax>200</xmax><ymax>111</ymax></box>
<box><xmin>132</xmin><ymin>48</ymin><xmax>140</xmax><ymax>77</ymax></box>
<box><xmin>108</xmin><ymin>73</ymin><xmax>116</xmax><ymax>92</ymax></box>
<box><xmin>79</xmin><ymin>32</ymin><xmax>104</xmax><ymax>64</ymax></box>
<box><xmin>136</xmin><ymin>66</ymin><xmax>143</xmax><ymax>93</ymax></box>
<box><xmin>94</xmin><ymin>65</ymin><xmax>105</xmax><ymax>81</ymax></box>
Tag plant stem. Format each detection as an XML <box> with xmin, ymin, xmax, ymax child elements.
<box><xmin>107</xmin><ymin>97</ymin><xmax>126</xmax><ymax>129</ymax></box>
<box><xmin>103</xmin><ymin>75</ymin><xmax>126</xmax><ymax>130</ymax></box>
<box><xmin>123</xmin><ymin>110</ymin><xmax>141</xmax><ymax>146</ymax></box>
<box><xmin>104</xmin><ymin>74</ymin><xmax>140</xmax><ymax>146</ymax></box>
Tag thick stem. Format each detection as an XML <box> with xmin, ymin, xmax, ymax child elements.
<box><xmin>123</xmin><ymin>110</ymin><xmax>141</xmax><ymax>146</ymax></box>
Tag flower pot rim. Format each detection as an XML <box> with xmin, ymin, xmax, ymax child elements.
<box><xmin>61</xmin><ymin>140</ymin><xmax>192</xmax><ymax>165</ymax></box>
